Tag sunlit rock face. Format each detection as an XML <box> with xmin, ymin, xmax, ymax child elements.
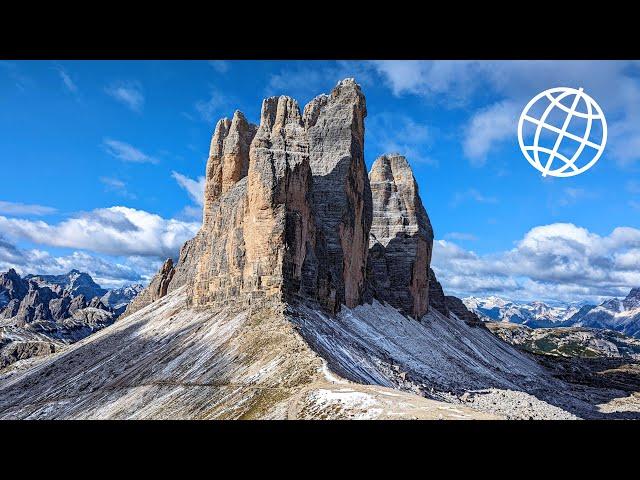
<box><xmin>126</xmin><ymin>80</ymin><xmax>447</xmax><ymax>322</ymax></box>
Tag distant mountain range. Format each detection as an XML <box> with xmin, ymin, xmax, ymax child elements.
<box><xmin>464</xmin><ymin>288</ymin><xmax>640</xmax><ymax>338</ymax></box>
<box><xmin>0</xmin><ymin>268</ymin><xmax>143</xmax><ymax>370</ymax></box>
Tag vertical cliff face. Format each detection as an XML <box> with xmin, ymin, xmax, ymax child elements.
<box><xmin>428</xmin><ymin>268</ymin><xmax>449</xmax><ymax>317</ymax></box>
<box><xmin>126</xmin><ymin>79</ymin><xmax>448</xmax><ymax>321</ymax></box>
<box><xmin>304</xmin><ymin>78</ymin><xmax>372</xmax><ymax>311</ymax></box>
<box><xmin>203</xmin><ymin>111</ymin><xmax>257</xmax><ymax>226</ymax></box>
<box><xmin>367</xmin><ymin>154</ymin><xmax>434</xmax><ymax>319</ymax></box>
<box><xmin>124</xmin><ymin>258</ymin><xmax>175</xmax><ymax>315</ymax></box>
<box><xmin>243</xmin><ymin>96</ymin><xmax>316</xmax><ymax>303</ymax></box>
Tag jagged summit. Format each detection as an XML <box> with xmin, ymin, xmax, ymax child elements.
<box><xmin>127</xmin><ymin>77</ymin><xmax>379</xmax><ymax>316</ymax></box>
<box><xmin>367</xmin><ymin>153</ymin><xmax>433</xmax><ymax>319</ymax></box>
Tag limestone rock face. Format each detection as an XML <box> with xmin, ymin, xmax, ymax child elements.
<box><xmin>124</xmin><ymin>258</ymin><xmax>175</xmax><ymax>315</ymax></box>
<box><xmin>0</xmin><ymin>268</ymin><xmax>28</xmax><ymax>304</ymax></box>
<box><xmin>14</xmin><ymin>282</ymin><xmax>56</xmax><ymax>325</ymax></box>
<box><xmin>187</xmin><ymin>81</ymin><xmax>371</xmax><ymax>312</ymax></box>
<box><xmin>243</xmin><ymin>96</ymin><xmax>316</xmax><ymax>304</ymax></box>
<box><xmin>126</xmin><ymin>79</ymin><xmax>448</xmax><ymax>321</ymax></box>
<box><xmin>367</xmin><ymin>154</ymin><xmax>434</xmax><ymax>319</ymax></box>
<box><xmin>445</xmin><ymin>295</ymin><xmax>483</xmax><ymax>325</ymax></box>
<box><xmin>203</xmin><ymin>111</ymin><xmax>257</xmax><ymax>226</ymax></box>
<box><xmin>304</xmin><ymin>78</ymin><xmax>371</xmax><ymax>311</ymax></box>
<box><xmin>428</xmin><ymin>268</ymin><xmax>449</xmax><ymax>318</ymax></box>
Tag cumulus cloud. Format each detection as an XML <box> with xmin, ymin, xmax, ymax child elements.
<box><xmin>0</xmin><ymin>206</ymin><xmax>199</xmax><ymax>259</ymax></box>
<box><xmin>171</xmin><ymin>171</ymin><xmax>205</xmax><ymax>207</ymax></box>
<box><xmin>0</xmin><ymin>236</ymin><xmax>161</xmax><ymax>288</ymax></box>
<box><xmin>103</xmin><ymin>139</ymin><xmax>158</xmax><ymax>164</ymax></box>
<box><xmin>0</xmin><ymin>201</ymin><xmax>56</xmax><ymax>216</ymax></box>
<box><xmin>462</xmin><ymin>101</ymin><xmax>519</xmax><ymax>165</ymax></box>
<box><xmin>105</xmin><ymin>81</ymin><xmax>144</xmax><ymax>112</ymax></box>
<box><xmin>370</xmin><ymin>60</ymin><xmax>640</xmax><ymax>167</ymax></box>
<box><xmin>432</xmin><ymin>223</ymin><xmax>640</xmax><ymax>302</ymax></box>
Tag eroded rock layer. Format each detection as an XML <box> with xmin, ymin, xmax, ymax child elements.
<box><xmin>367</xmin><ymin>154</ymin><xmax>434</xmax><ymax>319</ymax></box>
<box><xmin>305</xmin><ymin>79</ymin><xmax>372</xmax><ymax>311</ymax></box>
<box><xmin>125</xmin><ymin>79</ymin><xmax>455</xmax><ymax>323</ymax></box>
<box><xmin>130</xmin><ymin>79</ymin><xmax>374</xmax><ymax>315</ymax></box>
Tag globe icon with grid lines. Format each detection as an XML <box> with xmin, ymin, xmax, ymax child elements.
<box><xmin>518</xmin><ymin>87</ymin><xmax>607</xmax><ymax>177</ymax></box>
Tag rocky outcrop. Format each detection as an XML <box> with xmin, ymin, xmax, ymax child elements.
<box><xmin>100</xmin><ymin>284</ymin><xmax>144</xmax><ymax>316</ymax></box>
<box><xmin>124</xmin><ymin>258</ymin><xmax>175</xmax><ymax>315</ymax></box>
<box><xmin>157</xmin><ymin>79</ymin><xmax>372</xmax><ymax>314</ymax></box>
<box><xmin>25</xmin><ymin>269</ymin><xmax>106</xmax><ymax>300</ymax></box>
<box><xmin>428</xmin><ymin>268</ymin><xmax>449</xmax><ymax>318</ymax></box>
<box><xmin>367</xmin><ymin>154</ymin><xmax>433</xmax><ymax>319</ymax></box>
<box><xmin>0</xmin><ymin>268</ymin><xmax>28</xmax><ymax>305</ymax></box>
<box><xmin>14</xmin><ymin>282</ymin><xmax>56</xmax><ymax>325</ymax></box>
<box><xmin>445</xmin><ymin>295</ymin><xmax>483</xmax><ymax>325</ymax></box>
<box><xmin>624</xmin><ymin>288</ymin><xmax>640</xmax><ymax>310</ymax></box>
<box><xmin>305</xmin><ymin>79</ymin><xmax>371</xmax><ymax>311</ymax></box>
<box><xmin>242</xmin><ymin>95</ymin><xmax>316</xmax><ymax>304</ymax></box>
<box><xmin>203</xmin><ymin>111</ymin><xmax>257</xmax><ymax>226</ymax></box>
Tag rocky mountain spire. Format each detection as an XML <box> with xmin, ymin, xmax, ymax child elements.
<box><xmin>304</xmin><ymin>78</ymin><xmax>372</xmax><ymax>311</ymax></box>
<box><xmin>367</xmin><ymin>154</ymin><xmax>434</xmax><ymax>319</ymax></box>
<box><xmin>125</xmin><ymin>79</ymin><xmax>446</xmax><ymax>320</ymax></box>
<box><xmin>243</xmin><ymin>95</ymin><xmax>316</xmax><ymax>303</ymax></box>
<box><xmin>203</xmin><ymin>111</ymin><xmax>257</xmax><ymax>226</ymax></box>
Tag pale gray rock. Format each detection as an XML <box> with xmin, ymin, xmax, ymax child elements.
<box><xmin>367</xmin><ymin>154</ymin><xmax>433</xmax><ymax>319</ymax></box>
<box><xmin>25</xmin><ymin>269</ymin><xmax>106</xmax><ymax>300</ymax></box>
<box><xmin>123</xmin><ymin>258</ymin><xmax>175</xmax><ymax>316</ymax></box>
<box><xmin>428</xmin><ymin>268</ymin><xmax>449</xmax><ymax>318</ymax></box>
<box><xmin>304</xmin><ymin>78</ymin><xmax>372</xmax><ymax>312</ymax></box>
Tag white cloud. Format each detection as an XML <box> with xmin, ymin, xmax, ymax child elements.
<box><xmin>103</xmin><ymin>139</ymin><xmax>158</xmax><ymax>164</ymax></box>
<box><xmin>0</xmin><ymin>236</ymin><xmax>161</xmax><ymax>289</ymax></box>
<box><xmin>432</xmin><ymin>223</ymin><xmax>640</xmax><ymax>302</ymax></box>
<box><xmin>208</xmin><ymin>60</ymin><xmax>230</xmax><ymax>73</ymax></box>
<box><xmin>57</xmin><ymin>67</ymin><xmax>77</xmax><ymax>94</ymax></box>
<box><xmin>462</xmin><ymin>101</ymin><xmax>519</xmax><ymax>165</ymax></box>
<box><xmin>171</xmin><ymin>171</ymin><xmax>205</xmax><ymax>207</ymax></box>
<box><xmin>0</xmin><ymin>206</ymin><xmax>199</xmax><ymax>259</ymax></box>
<box><xmin>370</xmin><ymin>60</ymin><xmax>640</xmax><ymax>167</ymax></box>
<box><xmin>195</xmin><ymin>89</ymin><xmax>227</xmax><ymax>123</ymax></box>
<box><xmin>367</xmin><ymin>112</ymin><xmax>437</xmax><ymax>166</ymax></box>
<box><xmin>444</xmin><ymin>232</ymin><xmax>478</xmax><ymax>242</ymax></box>
<box><xmin>105</xmin><ymin>81</ymin><xmax>144</xmax><ymax>112</ymax></box>
<box><xmin>0</xmin><ymin>201</ymin><xmax>56</xmax><ymax>216</ymax></box>
<box><xmin>451</xmin><ymin>189</ymin><xmax>497</xmax><ymax>207</ymax></box>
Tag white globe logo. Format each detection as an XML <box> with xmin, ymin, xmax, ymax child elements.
<box><xmin>518</xmin><ymin>87</ymin><xmax>607</xmax><ymax>177</ymax></box>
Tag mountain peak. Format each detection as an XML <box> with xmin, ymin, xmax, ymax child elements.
<box><xmin>624</xmin><ymin>287</ymin><xmax>640</xmax><ymax>310</ymax></box>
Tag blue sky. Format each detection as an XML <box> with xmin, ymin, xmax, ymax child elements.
<box><xmin>1</xmin><ymin>60</ymin><xmax>639</xmax><ymax>302</ymax></box>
